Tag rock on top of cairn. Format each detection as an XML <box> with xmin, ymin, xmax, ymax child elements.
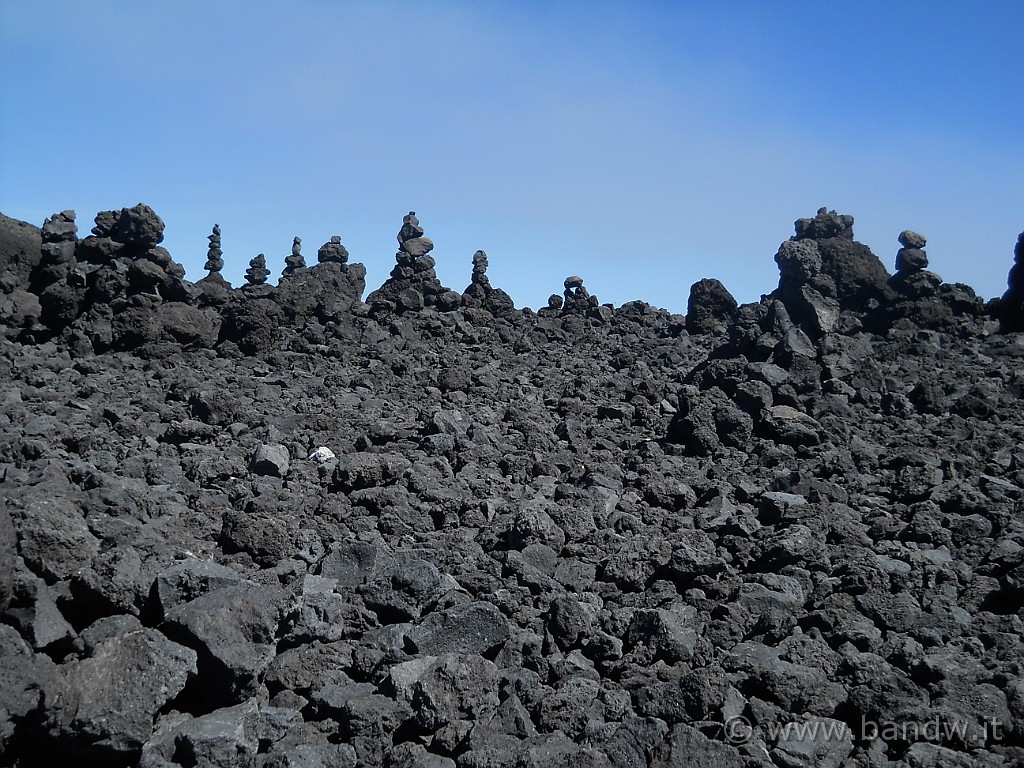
<box><xmin>397</xmin><ymin>211</ymin><xmax>433</xmax><ymax>258</ymax></box>
<box><xmin>317</xmin><ymin>235</ymin><xmax>350</xmax><ymax>265</ymax></box>
<box><xmin>283</xmin><ymin>236</ymin><xmax>306</xmax><ymax>275</ymax></box>
<box><xmin>896</xmin><ymin>230</ymin><xmax>928</xmax><ymax>273</ymax></box>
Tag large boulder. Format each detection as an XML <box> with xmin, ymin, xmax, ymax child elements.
<box><xmin>0</xmin><ymin>212</ymin><xmax>43</xmax><ymax>288</ymax></box>
<box><xmin>274</xmin><ymin>261</ymin><xmax>367</xmax><ymax>325</ymax></box>
<box><xmin>41</xmin><ymin>628</ymin><xmax>197</xmax><ymax>759</ymax></box>
<box><xmin>686</xmin><ymin>278</ymin><xmax>737</xmax><ymax>334</ymax></box>
<box><xmin>111</xmin><ymin>203</ymin><xmax>165</xmax><ymax>249</ymax></box>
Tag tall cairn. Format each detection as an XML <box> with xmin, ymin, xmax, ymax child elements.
<box><xmin>283</xmin><ymin>237</ymin><xmax>306</xmax><ymax>276</ymax></box>
<box><xmin>204</xmin><ymin>225</ymin><xmax>224</xmax><ymax>275</ymax></box>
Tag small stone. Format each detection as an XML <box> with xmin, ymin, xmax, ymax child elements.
<box><xmin>564</xmin><ymin>275</ymin><xmax>584</xmax><ymax>289</ymax></box>
<box><xmin>308</xmin><ymin>447</ymin><xmax>336</xmax><ymax>464</ymax></box>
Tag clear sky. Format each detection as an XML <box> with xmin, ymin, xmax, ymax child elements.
<box><xmin>2</xmin><ymin>2</ymin><xmax>1021</xmax><ymax>313</ymax></box>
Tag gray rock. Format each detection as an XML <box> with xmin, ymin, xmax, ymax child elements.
<box><xmin>139</xmin><ymin>700</ymin><xmax>259</xmax><ymax>768</ymax></box>
<box><xmin>406</xmin><ymin>601</ymin><xmax>511</xmax><ymax>655</ymax></box>
<box><xmin>686</xmin><ymin>278</ymin><xmax>738</xmax><ymax>334</ymax></box>
<box><xmin>898</xmin><ymin>229</ymin><xmax>927</xmax><ymax>249</ymax></box>
<box><xmin>43</xmin><ymin>628</ymin><xmax>197</xmax><ymax>757</ymax></box>
<box><xmin>402</xmin><ymin>237</ymin><xmax>434</xmax><ymax>258</ymax></box>
<box><xmin>0</xmin><ymin>624</ymin><xmax>57</xmax><ymax>752</ymax></box>
<box><xmin>153</xmin><ymin>559</ymin><xmax>246</xmax><ymax>618</ymax></box>
<box><xmin>411</xmin><ymin>653</ymin><xmax>501</xmax><ymax>731</ymax></box>
<box><xmin>776</xmin><ymin>239</ymin><xmax>822</xmax><ymax>282</ymax></box>
<box><xmin>896</xmin><ymin>247</ymin><xmax>929</xmax><ymax>273</ymax></box>
<box><xmin>163</xmin><ymin>583</ymin><xmax>289</xmax><ymax>705</ymax></box>
<box><xmin>249</xmin><ymin>443</ymin><xmax>290</xmax><ymax>477</ymax></box>
<box><xmin>770</xmin><ymin>716</ymin><xmax>853</xmax><ymax>768</ymax></box>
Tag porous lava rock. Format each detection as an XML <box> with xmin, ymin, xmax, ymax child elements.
<box><xmin>791</xmin><ymin>207</ymin><xmax>891</xmax><ymax>312</ymax></box>
<box><xmin>686</xmin><ymin>277</ymin><xmax>737</xmax><ymax>334</ymax></box>
<box><xmin>1</xmin><ymin>201</ymin><xmax>1023</xmax><ymax>768</ymax></box>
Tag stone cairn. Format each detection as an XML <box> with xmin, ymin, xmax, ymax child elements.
<box><xmin>471</xmin><ymin>250</ymin><xmax>490</xmax><ymax>288</ymax></box>
<box><xmin>317</xmin><ymin>235</ymin><xmax>349</xmax><ymax>265</ymax></box>
<box><xmin>462</xmin><ymin>250</ymin><xmax>492</xmax><ymax>305</ymax></box>
<box><xmin>561</xmin><ymin>275</ymin><xmax>596</xmax><ymax>313</ymax></box>
<box><xmin>366</xmin><ymin>212</ymin><xmax>460</xmax><ymax>313</ymax></box>
<box><xmin>397</xmin><ymin>211</ymin><xmax>433</xmax><ymax>258</ymax></box>
<box><xmin>895</xmin><ymin>230</ymin><xmax>928</xmax><ymax>274</ymax></box>
<box><xmin>204</xmin><ymin>225</ymin><xmax>224</xmax><ymax>274</ymax></box>
<box><xmin>890</xmin><ymin>229</ymin><xmax>941</xmax><ymax>298</ymax></box>
<box><xmin>246</xmin><ymin>254</ymin><xmax>270</xmax><ymax>286</ymax></box>
<box><xmin>283</xmin><ymin>237</ymin><xmax>306</xmax><ymax>275</ymax></box>
<box><xmin>461</xmin><ymin>249</ymin><xmax>515</xmax><ymax>314</ymax></box>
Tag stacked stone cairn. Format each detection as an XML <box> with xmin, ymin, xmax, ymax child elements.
<box><xmin>246</xmin><ymin>254</ymin><xmax>270</xmax><ymax>286</ymax></box>
<box><xmin>283</xmin><ymin>237</ymin><xmax>306</xmax><ymax>276</ymax></box>
<box><xmin>889</xmin><ymin>230</ymin><xmax>941</xmax><ymax>299</ymax></box>
<box><xmin>561</xmin><ymin>275</ymin><xmax>597</xmax><ymax>313</ymax></box>
<box><xmin>23</xmin><ymin>203</ymin><xmax>221</xmax><ymax>352</ymax></box>
<box><xmin>366</xmin><ymin>212</ymin><xmax>461</xmax><ymax>313</ymax></box>
<box><xmin>461</xmin><ymin>249</ymin><xmax>515</xmax><ymax>314</ymax></box>
<box><xmin>197</xmin><ymin>224</ymin><xmax>232</xmax><ymax>306</ymax></box>
<box><xmin>204</xmin><ymin>225</ymin><xmax>224</xmax><ymax>274</ymax></box>
<box><xmin>317</xmin><ymin>236</ymin><xmax>349</xmax><ymax>265</ymax></box>
<box><xmin>31</xmin><ymin>211</ymin><xmax>80</xmax><ymax>328</ymax></box>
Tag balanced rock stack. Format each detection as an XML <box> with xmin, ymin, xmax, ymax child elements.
<box><xmin>561</xmin><ymin>275</ymin><xmax>596</xmax><ymax>314</ymax></box>
<box><xmin>245</xmin><ymin>254</ymin><xmax>270</xmax><ymax>286</ymax></box>
<box><xmin>889</xmin><ymin>230</ymin><xmax>941</xmax><ymax>299</ymax></box>
<box><xmin>366</xmin><ymin>212</ymin><xmax>460</xmax><ymax>314</ymax></box>
<box><xmin>204</xmin><ymin>225</ymin><xmax>224</xmax><ymax>274</ymax></box>
<box><xmin>996</xmin><ymin>232</ymin><xmax>1024</xmax><ymax>331</ymax></box>
<box><xmin>317</xmin><ymin>235</ymin><xmax>349</xmax><ymax>265</ymax></box>
<box><xmin>0</xmin><ymin>213</ymin><xmax>44</xmax><ymax>339</ymax></box>
<box><xmin>461</xmin><ymin>250</ymin><xmax>515</xmax><ymax>314</ymax></box>
<box><xmin>197</xmin><ymin>224</ymin><xmax>232</xmax><ymax>307</ymax></box>
<box><xmin>397</xmin><ymin>211</ymin><xmax>433</xmax><ymax>258</ymax></box>
<box><xmin>283</xmin><ymin>237</ymin><xmax>306</xmax><ymax>276</ymax></box>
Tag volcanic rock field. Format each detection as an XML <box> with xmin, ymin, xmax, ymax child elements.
<box><xmin>1</xmin><ymin>204</ymin><xmax>1023</xmax><ymax>767</ymax></box>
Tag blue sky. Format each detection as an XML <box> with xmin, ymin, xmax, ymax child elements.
<box><xmin>2</xmin><ymin>2</ymin><xmax>1021</xmax><ymax>313</ymax></box>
